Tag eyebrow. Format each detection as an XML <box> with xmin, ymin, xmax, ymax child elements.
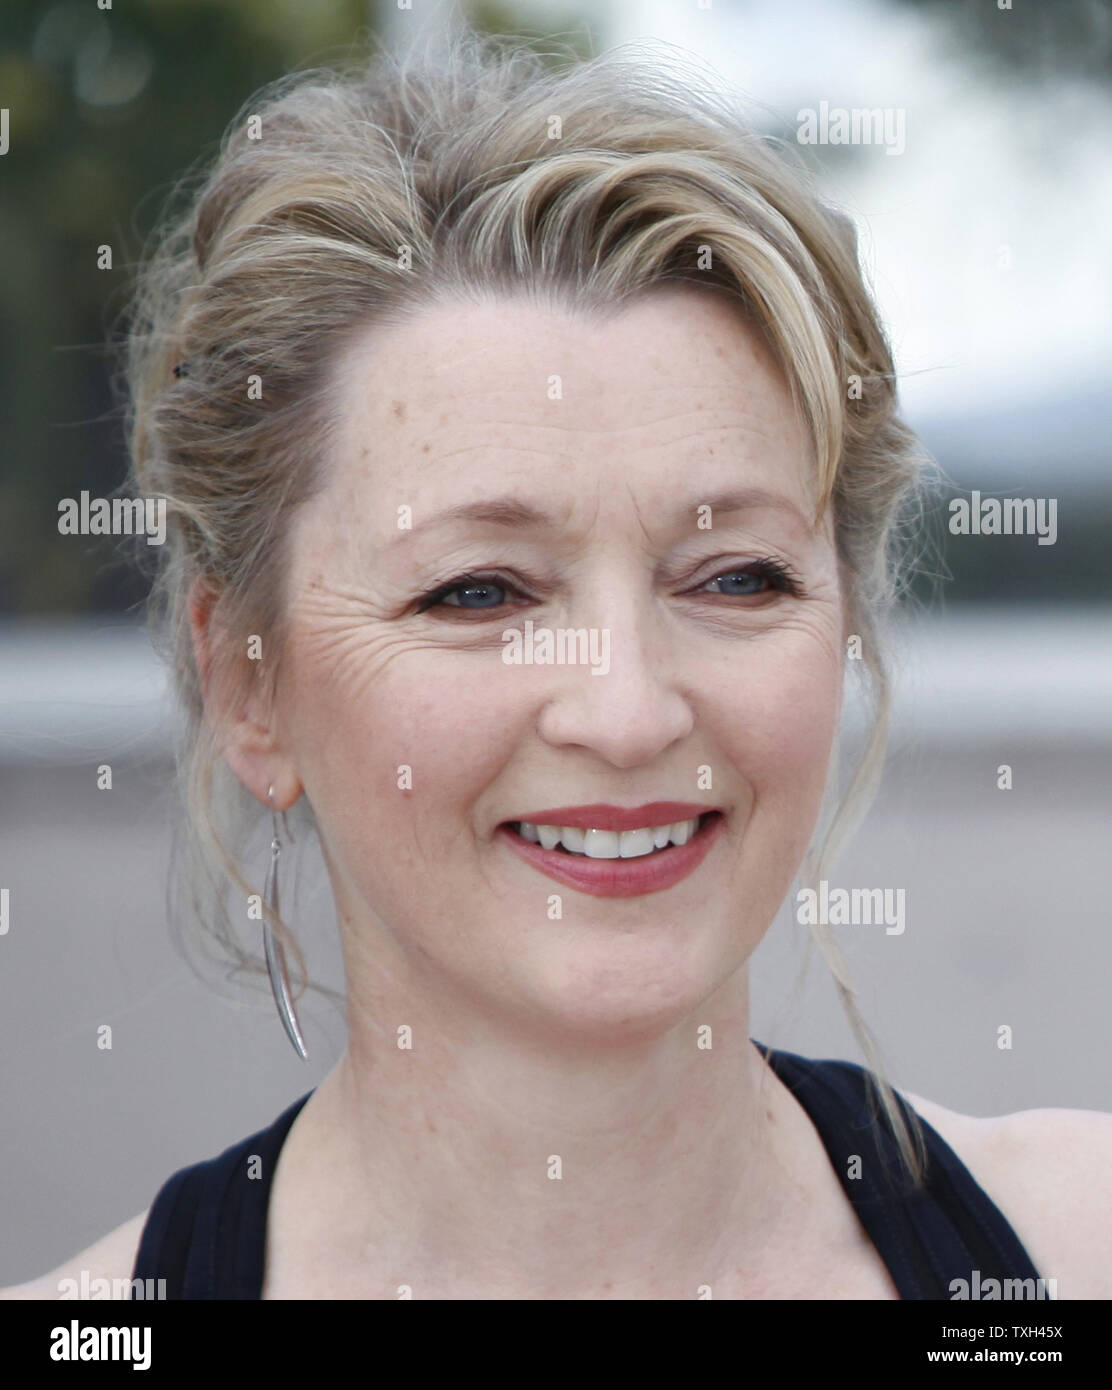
<box><xmin>391</xmin><ymin>488</ymin><xmax>812</xmax><ymax>543</ymax></box>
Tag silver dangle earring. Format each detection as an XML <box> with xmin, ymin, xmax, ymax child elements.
<box><xmin>263</xmin><ymin>785</ymin><xmax>308</xmax><ymax>1059</ymax></box>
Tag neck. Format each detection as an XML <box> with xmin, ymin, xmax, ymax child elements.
<box><xmin>286</xmin><ymin>965</ymin><xmax>815</xmax><ymax>1298</ymax></box>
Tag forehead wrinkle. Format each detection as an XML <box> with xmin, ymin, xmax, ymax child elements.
<box><xmin>379</xmin><ymin>401</ymin><xmax>792</xmax><ymax>447</ymax></box>
<box><xmin>338</xmin><ymin>398</ymin><xmax>816</xmax><ymax>555</ymax></box>
<box><xmin>367</xmin><ymin>413</ymin><xmax>805</xmax><ymax>502</ymax></box>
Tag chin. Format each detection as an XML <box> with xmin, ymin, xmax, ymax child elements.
<box><xmin>514</xmin><ymin>947</ymin><xmax>725</xmax><ymax>1048</ymax></box>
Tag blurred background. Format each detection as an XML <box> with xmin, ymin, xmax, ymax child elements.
<box><xmin>1</xmin><ymin>0</ymin><xmax>1110</xmax><ymax>1285</ymax></box>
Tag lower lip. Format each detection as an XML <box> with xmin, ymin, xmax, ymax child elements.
<box><xmin>495</xmin><ymin>812</ymin><xmax>725</xmax><ymax>899</ymax></box>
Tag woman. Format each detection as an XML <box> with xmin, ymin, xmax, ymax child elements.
<box><xmin>6</xmin><ymin>29</ymin><xmax>1110</xmax><ymax>1301</ymax></box>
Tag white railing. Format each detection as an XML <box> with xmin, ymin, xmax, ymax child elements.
<box><xmin>0</xmin><ymin>607</ymin><xmax>1108</xmax><ymax>764</ymax></box>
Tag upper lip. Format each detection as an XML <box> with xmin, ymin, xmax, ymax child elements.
<box><xmin>504</xmin><ymin>803</ymin><xmax>719</xmax><ymax>832</ymax></box>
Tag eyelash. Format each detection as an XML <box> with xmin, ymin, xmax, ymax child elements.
<box><xmin>415</xmin><ymin>558</ymin><xmax>806</xmax><ymax>616</ymax></box>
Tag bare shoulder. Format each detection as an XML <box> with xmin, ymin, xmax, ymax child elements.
<box><xmin>902</xmin><ymin>1087</ymin><xmax>1112</xmax><ymax>1299</ymax></box>
<box><xmin>0</xmin><ymin>1209</ymin><xmax>150</xmax><ymax>1300</ymax></box>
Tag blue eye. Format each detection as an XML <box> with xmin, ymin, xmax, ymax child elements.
<box><xmin>703</xmin><ymin>560</ymin><xmax>803</xmax><ymax>597</ymax></box>
<box><xmin>416</xmin><ymin>558</ymin><xmax>805</xmax><ymax>618</ymax></box>
<box><xmin>710</xmin><ymin>570</ymin><xmax>770</xmax><ymax>595</ymax></box>
<box><xmin>417</xmin><ymin>574</ymin><xmax>513</xmax><ymax>612</ymax></box>
<box><xmin>439</xmin><ymin>579</ymin><xmax>506</xmax><ymax>608</ymax></box>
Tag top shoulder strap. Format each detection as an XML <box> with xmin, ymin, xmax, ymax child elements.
<box><xmin>132</xmin><ymin>1056</ymin><xmax>1045</xmax><ymax>1301</ymax></box>
<box><xmin>756</xmin><ymin>1042</ymin><xmax>1045</xmax><ymax>1299</ymax></box>
<box><xmin>130</xmin><ymin>1090</ymin><xmax>313</xmax><ymax>1299</ymax></box>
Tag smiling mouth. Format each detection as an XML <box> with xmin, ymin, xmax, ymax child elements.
<box><xmin>502</xmin><ymin>811</ymin><xmax>722</xmax><ymax>858</ymax></box>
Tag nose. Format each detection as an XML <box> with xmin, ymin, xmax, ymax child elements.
<box><xmin>533</xmin><ymin>584</ymin><xmax>695</xmax><ymax>769</ymax></box>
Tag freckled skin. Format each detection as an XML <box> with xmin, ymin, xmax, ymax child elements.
<box><xmin>219</xmin><ymin>286</ymin><xmax>864</xmax><ymax>1297</ymax></box>
<box><xmin>270</xmin><ymin>286</ymin><xmax>845</xmax><ymax>1049</ymax></box>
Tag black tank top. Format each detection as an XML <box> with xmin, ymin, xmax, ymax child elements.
<box><xmin>130</xmin><ymin>1042</ymin><xmax>1043</xmax><ymax>1298</ymax></box>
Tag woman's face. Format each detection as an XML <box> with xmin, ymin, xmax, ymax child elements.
<box><xmin>271</xmin><ymin>287</ymin><xmax>846</xmax><ymax>1043</ymax></box>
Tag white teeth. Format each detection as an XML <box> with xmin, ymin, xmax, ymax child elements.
<box><xmin>515</xmin><ymin>816</ymin><xmax>704</xmax><ymax>858</ymax></box>
<box><xmin>617</xmin><ymin>828</ymin><xmax>656</xmax><ymax>858</ymax></box>
<box><xmin>560</xmin><ymin>826</ymin><xmax>586</xmax><ymax>853</ymax></box>
<box><xmin>670</xmin><ymin>819</ymin><xmax>693</xmax><ymax>847</ymax></box>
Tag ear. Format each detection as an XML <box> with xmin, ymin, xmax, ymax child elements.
<box><xmin>187</xmin><ymin>575</ymin><xmax>301</xmax><ymax>811</ymax></box>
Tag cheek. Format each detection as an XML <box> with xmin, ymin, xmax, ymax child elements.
<box><xmin>704</xmin><ymin>636</ymin><xmax>843</xmax><ymax>937</ymax></box>
<box><xmin>720</xmin><ymin>635</ymin><xmax>843</xmax><ymax>817</ymax></box>
<box><xmin>283</xmin><ymin>630</ymin><xmax>519</xmax><ymax>844</ymax></box>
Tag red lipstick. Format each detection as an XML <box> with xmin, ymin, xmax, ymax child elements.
<box><xmin>496</xmin><ymin>808</ymin><xmax>725</xmax><ymax>899</ymax></box>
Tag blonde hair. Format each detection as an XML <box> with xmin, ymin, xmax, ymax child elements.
<box><xmin>126</xmin><ymin>27</ymin><xmax>930</xmax><ymax>1182</ymax></box>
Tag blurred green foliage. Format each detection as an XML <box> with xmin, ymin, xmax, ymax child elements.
<box><xmin>0</xmin><ymin>0</ymin><xmax>398</xmax><ymax>613</ymax></box>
